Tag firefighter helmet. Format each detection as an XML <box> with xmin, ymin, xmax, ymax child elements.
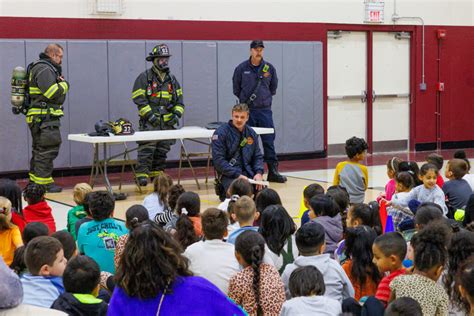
<box><xmin>146</xmin><ymin>44</ymin><xmax>171</xmax><ymax>61</ymax></box>
<box><xmin>110</xmin><ymin>118</ymin><xmax>134</xmax><ymax>135</ymax></box>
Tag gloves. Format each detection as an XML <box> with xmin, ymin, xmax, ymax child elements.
<box><xmin>166</xmin><ymin>114</ymin><xmax>179</xmax><ymax>126</ymax></box>
<box><xmin>12</xmin><ymin>107</ymin><xmax>21</xmax><ymax>115</ymax></box>
<box><xmin>148</xmin><ymin>114</ymin><xmax>161</xmax><ymax>127</ymax></box>
<box><xmin>172</xmin><ymin>109</ymin><xmax>183</xmax><ymax>118</ymax></box>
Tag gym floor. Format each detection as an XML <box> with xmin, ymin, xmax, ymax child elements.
<box><xmin>36</xmin><ymin>148</ymin><xmax>474</xmax><ymax>230</ymax></box>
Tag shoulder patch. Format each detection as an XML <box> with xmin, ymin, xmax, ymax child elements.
<box><xmin>247</xmin><ymin>137</ymin><xmax>254</xmax><ymax>145</ymax></box>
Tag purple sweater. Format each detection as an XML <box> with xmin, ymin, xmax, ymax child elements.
<box><xmin>108</xmin><ymin>276</ymin><xmax>246</xmax><ymax>316</ymax></box>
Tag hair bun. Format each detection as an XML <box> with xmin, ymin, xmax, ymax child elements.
<box><xmin>415</xmin><ymin>223</ymin><xmax>449</xmax><ymax>247</ymax></box>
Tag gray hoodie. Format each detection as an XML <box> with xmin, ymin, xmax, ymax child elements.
<box><xmin>281</xmin><ymin>254</ymin><xmax>354</xmax><ymax>302</ymax></box>
<box><xmin>313</xmin><ymin>213</ymin><xmax>343</xmax><ymax>257</ymax></box>
<box><xmin>280</xmin><ymin>296</ymin><xmax>342</xmax><ymax>316</ymax></box>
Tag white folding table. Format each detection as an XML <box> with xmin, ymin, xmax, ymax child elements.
<box><xmin>68</xmin><ymin>126</ymin><xmax>274</xmax><ymax>196</ymax></box>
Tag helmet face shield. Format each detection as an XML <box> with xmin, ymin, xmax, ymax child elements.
<box><xmin>153</xmin><ymin>57</ymin><xmax>169</xmax><ymax>71</ymax></box>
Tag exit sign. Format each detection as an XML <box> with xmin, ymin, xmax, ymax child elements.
<box><xmin>365</xmin><ymin>0</ymin><xmax>385</xmax><ymax>23</ymax></box>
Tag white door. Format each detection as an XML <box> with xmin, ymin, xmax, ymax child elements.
<box><xmin>327</xmin><ymin>31</ymin><xmax>367</xmax><ymax>155</ymax></box>
<box><xmin>372</xmin><ymin>32</ymin><xmax>410</xmax><ymax>151</ymax></box>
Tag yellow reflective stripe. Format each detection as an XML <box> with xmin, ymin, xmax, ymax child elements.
<box><xmin>149</xmin><ymin>171</ymin><xmax>163</xmax><ymax>177</ymax></box>
<box><xmin>58</xmin><ymin>82</ymin><xmax>68</xmax><ymax>94</ymax></box>
<box><xmin>44</xmin><ymin>84</ymin><xmax>59</xmax><ymax>99</ymax></box>
<box><xmin>173</xmin><ymin>105</ymin><xmax>184</xmax><ymax>115</ymax></box>
<box><xmin>29</xmin><ymin>173</ymin><xmax>53</xmax><ymax>185</ymax></box>
<box><xmin>157</xmin><ymin>91</ymin><xmax>171</xmax><ymax>99</ymax></box>
<box><xmin>176</xmin><ymin>89</ymin><xmax>183</xmax><ymax>97</ymax></box>
<box><xmin>132</xmin><ymin>89</ymin><xmax>145</xmax><ymax>99</ymax></box>
<box><xmin>26</xmin><ymin>116</ymin><xmax>33</xmax><ymax>124</ymax></box>
<box><xmin>26</xmin><ymin>108</ymin><xmax>64</xmax><ymax>116</ymax></box>
<box><xmin>135</xmin><ymin>173</ymin><xmax>149</xmax><ymax>179</ymax></box>
<box><xmin>139</xmin><ymin>105</ymin><xmax>152</xmax><ymax>116</ymax></box>
<box><xmin>29</xmin><ymin>87</ymin><xmax>42</xmax><ymax>94</ymax></box>
<box><xmin>163</xmin><ymin>113</ymin><xmax>173</xmax><ymax>121</ymax></box>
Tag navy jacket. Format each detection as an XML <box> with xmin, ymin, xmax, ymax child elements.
<box><xmin>211</xmin><ymin>121</ymin><xmax>264</xmax><ymax>179</ymax></box>
<box><xmin>232</xmin><ymin>58</ymin><xmax>278</xmax><ymax>109</ymax></box>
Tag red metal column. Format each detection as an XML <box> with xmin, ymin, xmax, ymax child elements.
<box><xmin>367</xmin><ymin>31</ymin><xmax>373</xmax><ymax>154</ymax></box>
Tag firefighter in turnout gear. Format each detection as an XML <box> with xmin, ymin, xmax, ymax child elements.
<box><xmin>132</xmin><ymin>44</ymin><xmax>184</xmax><ymax>186</ymax></box>
<box><xmin>27</xmin><ymin>44</ymin><xmax>69</xmax><ymax>193</ymax></box>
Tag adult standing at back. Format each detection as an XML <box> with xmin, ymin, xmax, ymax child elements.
<box><xmin>131</xmin><ymin>44</ymin><xmax>185</xmax><ymax>187</ymax></box>
<box><xmin>232</xmin><ymin>40</ymin><xmax>287</xmax><ymax>183</ymax></box>
<box><xmin>26</xmin><ymin>43</ymin><xmax>69</xmax><ymax>193</ymax></box>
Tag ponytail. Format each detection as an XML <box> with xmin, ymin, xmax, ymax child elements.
<box><xmin>153</xmin><ymin>173</ymin><xmax>173</xmax><ymax>209</ymax></box>
<box><xmin>175</xmin><ymin>192</ymin><xmax>201</xmax><ymax>250</ymax></box>
<box><xmin>350</xmin><ymin>203</ymin><xmax>382</xmax><ymax>235</ymax></box>
<box><xmin>251</xmin><ymin>244</ymin><xmax>263</xmax><ymax>316</ymax></box>
<box><xmin>227</xmin><ymin>194</ymin><xmax>240</xmax><ymax>224</ymax></box>
<box><xmin>235</xmin><ymin>231</ymin><xmax>265</xmax><ymax>315</ymax></box>
<box><xmin>175</xmin><ymin>208</ymin><xmax>198</xmax><ymax>250</ymax></box>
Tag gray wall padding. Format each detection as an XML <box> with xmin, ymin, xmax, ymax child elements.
<box><xmin>0</xmin><ymin>41</ymin><xmax>30</xmax><ymax>172</ymax></box>
<box><xmin>313</xmin><ymin>43</ymin><xmax>324</xmax><ymax>152</ymax></box>
<box><xmin>107</xmin><ymin>41</ymin><xmax>146</xmax><ymax>160</ymax></box>
<box><xmin>0</xmin><ymin>40</ymin><xmax>323</xmax><ymax>174</ymax></box>
<box><xmin>217</xmin><ymin>41</ymin><xmax>249</xmax><ymax>121</ymax></box>
<box><xmin>282</xmin><ymin>42</ymin><xmax>315</xmax><ymax>153</ymax></box>
<box><xmin>67</xmin><ymin>41</ymin><xmax>109</xmax><ymax>167</ymax></box>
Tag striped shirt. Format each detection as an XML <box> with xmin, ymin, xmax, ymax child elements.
<box><xmin>375</xmin><ymin>268</ymin><xmax>405</xmax><ymax>305</ymax></box>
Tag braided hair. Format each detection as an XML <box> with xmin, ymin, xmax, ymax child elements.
<box><xmin>443</xmin><ymin>225</ymin><xmax>474</xmax><ymax>312</ymax></box>
<box><xmin>235</xmin><ymin>230</ymin><xmax>265</xmax><ymax>316</ymax></box>
<box><xmin>23</xmin><ymin>183</ymin><xmax>46</xmax><ymax>205</ymax></box>
<box><xmin>411</xmin><ymin>222</ymin><xmax>450</xmax><ymax>272</ymax></box>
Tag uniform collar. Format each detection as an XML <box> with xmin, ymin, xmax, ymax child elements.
<box><xmin>247</xmin><ymin>57</ymin><xmax>265</xmax><ymax>69</ymax></box>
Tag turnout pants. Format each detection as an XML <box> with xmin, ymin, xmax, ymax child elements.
<box><xmin>29</xmin><ymin>119</ymin><xmax>62</xmax><ymax>185</ymax></box>
<box><xmin>136</xmin><ymin>120</ymin><xmax>175</xmax><ymax>179</ymax></box>
<box><xmin>248</xmin><ymin>108</ymin><xmax>277</xmax><ymax>163</ymax></box>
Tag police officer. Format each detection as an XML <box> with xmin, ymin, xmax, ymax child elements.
<box><xmin>232</xmin><ymin>40</ymin><xmax>287</xmax><ymax>183</ymax></box>
<box><xmin>212</xmin><ymin>103</ymin><xmax>264</xmax><ymax>200</ymax></box>
<box><xmin>27</xmin><ymin>43</ymin><xmax>69</xmax><ymax>193</ymax></box>
<box><xmin>132</xmin><ymin>44</ymin><xmax>184</xmax><ymax>186</ymax></box>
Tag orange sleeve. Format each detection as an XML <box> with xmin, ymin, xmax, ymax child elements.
<box><xmin>12</xmin><ymin>226</ymin><xmax>23</xmax><ymax>248</ymax></box>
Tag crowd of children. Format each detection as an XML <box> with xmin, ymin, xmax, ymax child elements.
<box><xmin>0</xmin><ymin>139</ymin><xmax>474</xmax><ymax>316</ymax></box>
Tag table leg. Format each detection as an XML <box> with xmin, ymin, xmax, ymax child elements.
<box><xmin>89</xmin><ymin>144</ymin><xmax>99</xmax><ymax>188</ymax></box>
<box><xmin>180</xmin><ymin>139</ymin><xmax>201</xmax><ymax>190</ymax></box>
<box><xmin>102</xmin><ymin>144</ymin><xmax>113</xmax><ymax>194</ymax></box>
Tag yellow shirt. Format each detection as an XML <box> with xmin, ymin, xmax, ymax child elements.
<box><xmin>0</xmin><ymin>225</ymin><xmax>23</xmax><ymax>265</ymax></box>
<box><xmin>333</xmin><ymin>161</ymin><xmax>368</xmax><ymax>203</ymax></box>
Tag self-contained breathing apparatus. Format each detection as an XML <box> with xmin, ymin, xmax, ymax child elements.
<box><xmin>10</xmin><ymin>60</ymin><xmax>59</xmax><ymax>116</ymax></box>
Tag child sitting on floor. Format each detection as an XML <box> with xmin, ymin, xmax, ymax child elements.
<box><xmin>281</xmin><ymin>265</ymin><xmax>342</xmax><ymax>315</ymax></box>
<box><xmin>22</xmin><ymin>183</ymin><xmax>56</xmax><ymax>233</ymax></box>
<box><xmin>0</xmin><ymin>197</ymin><xmax>23</xmax><ymax>266</ymax></box>
<box><xmin>66</xmin><ymin>183</ymin><xmax>92</xmax><ymax>240</ymax></box>
<box><xmin>52</xmin><ymin>255</ymin><xmax>108</xmax><ymax>315</ymax></box>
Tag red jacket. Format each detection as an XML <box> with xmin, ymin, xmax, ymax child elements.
<box><xmin>22</xmin><ymin>201</ymin><xmax>56</xmax><ymax>234</ymax></box>
<box><xmin>11</xmin><ymin>212</ymin><xmax>27</xmax><ymax>233</ymax></box>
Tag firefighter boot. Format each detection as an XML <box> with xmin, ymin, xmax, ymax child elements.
<box><xmin>137</xmin><ymin>176</ymin><xmax>148</xmax><ymax>187</ymax></box>
<box><xmin>267</xmin><ymin>162</ymin><xmax>287</xmax><ymax>183</ymax></box>
<box><xmin>46</xmin><ymin>183</ymin><xmax>63</xmax><ymax>193</ymax></box>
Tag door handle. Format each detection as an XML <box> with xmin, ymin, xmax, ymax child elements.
<box><xmin>361</xmin><ymin>90</ymin><xmax>367</xmax><ymax>103</ymax></box>
<box><xmin>372</xmin><ymin>90</ymin><xmax>376</xmax><ymax>103</ymax></box>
